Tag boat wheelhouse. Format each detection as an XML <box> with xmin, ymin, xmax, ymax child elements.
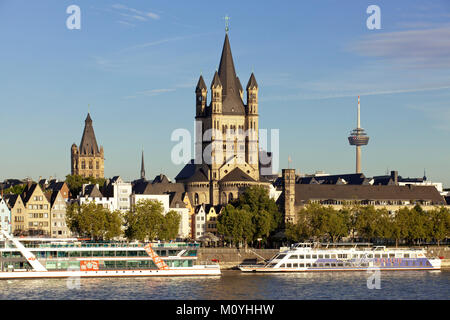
<box><xmin>239</xmin><ymin>242</ymin><xmax>441</xmax><ymax>272</ymax></box>
<box><xmin>0</xmin><ymin>230</ymin><xmax>220</xmax><ymax>278</ymax></box>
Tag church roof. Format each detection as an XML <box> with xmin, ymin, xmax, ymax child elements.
<box><xmin>217</xmin><ymin>34</ymin><xmax>245</xmax><ymax>115</ymax></box>
<box><xmin>80</xmin><ymin>113</ymin><xmax>100</xmax><ymax>155</ymax></box>
<box><xmin>220</xmin><ymin>167</ymin><xmax>256</xmax><ymax>182</ymax></box>
<box><xmin>246</xmin><ymin>72</ymin><xmax>258</xmax><ymax>89</ymax></box>
<box><xmin>196</xmin><ymin>75</ymin><xmax>207</xmax><ymax>91</ymax></box>
<box><xmin>211</xmin><ymin>71</ymin><xmax>222</xmax><ymax>88</ymax></box>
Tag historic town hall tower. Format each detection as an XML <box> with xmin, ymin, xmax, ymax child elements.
<box><xmin>71</xmin><ymin>113</ymin><xmax>105</xmax><ymax>178</ymax></box>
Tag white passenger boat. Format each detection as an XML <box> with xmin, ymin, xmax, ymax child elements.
<box><xmin>239</xmin><ymin>242</ymin><xmax>441</xmax><ymax>272</ymax></box>
<box><xmin>0</xmin><ymin>230</ymin><xmax>220</xmax><ymax>279</ymax></box>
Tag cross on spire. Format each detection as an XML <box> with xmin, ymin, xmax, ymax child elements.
<box><xmin>224</xmin><ymin>15</ymin><xmax>230</xmax><ymax>33</ymax></box>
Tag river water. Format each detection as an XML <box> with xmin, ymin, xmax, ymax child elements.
<box><xmin>0</xmin><ymin>270</ymin><xmax>448</xmax><ymax>300</ymax></box>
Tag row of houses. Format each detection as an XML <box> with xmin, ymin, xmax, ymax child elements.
<box><xmin>0</xmin><ymin>175</ymin><xmax>233</xmax><ymax>240</ymax></box>
<box><xmin>0</xmin><ymin>180</ymin><xmax>71</xmax><ymax>237</ymax></box>
<box><xmin>78</xmin><ymin>175</ymin><xmax>227</xmax><ymax>240</ymax></box>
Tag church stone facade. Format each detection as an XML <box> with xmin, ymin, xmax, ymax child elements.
<box><xmin>175</xmin><ymin>32</ymin><xmax>271</xmax><ymax>206</ymax></box>
<box><xmin>71</xmin><ymin>113</ymin><xmax>104</xmax><ymax>178</ymax></box>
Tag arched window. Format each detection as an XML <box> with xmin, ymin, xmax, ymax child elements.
<box><xmin>229</xmin><ymin>193</ymin><xmax>234</xmax><ymax>201</ymax></box>
<box><xmin>222</xmin><ymin>192</ymin><xmax>227</xmax><ymax>204</ymax></box>
<box><xmin>194</xmin><ymin>193</ymin><xmax>199</xmax><ymax>205</ymax></box>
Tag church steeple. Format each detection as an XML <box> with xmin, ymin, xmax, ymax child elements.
<box><xmin>80</xmin><ymin>113</ymin><xmax>100</xmax><ymax>155</ymax></box>
<box><xmin>71</xmin><ymin>112</ymin><xmax>104</xmax><ymax>178</ymax></box>
<box><xmin>216</xmin><ymin>33</ymin><xmax>245</xmax><ymax>115</ymax></box>
<box><xmin>140</xmin><ymin>149</ymin><xmax>146</xmax><ymax>180</ymax></box>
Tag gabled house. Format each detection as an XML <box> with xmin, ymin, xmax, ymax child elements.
<box><xmin>22</xmin><ymin>183</ymin><xmax>51</xmax><ymax>236</ymax></box>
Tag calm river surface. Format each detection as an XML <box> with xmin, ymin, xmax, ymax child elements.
<box><xmin>0</xmin><ymin>270</ymin><xmax>448</xmax><ymax>300</ymax></box>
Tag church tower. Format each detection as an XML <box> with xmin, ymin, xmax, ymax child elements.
<box><xmin>71</xmin><ymin>113</ymin><xmax>104</xmax><ymax>178</ymax></box>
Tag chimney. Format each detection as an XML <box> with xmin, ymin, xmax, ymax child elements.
<box><xmin>390</xmin><ymin>171</ymin><xmax>398</xmax><ymax>184</ymax></box>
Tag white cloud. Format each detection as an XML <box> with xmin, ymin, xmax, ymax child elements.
<box><xmin>112</xmin><ymin>3</ymin><xmax>160</xmax><ymax>23</ymax></box>
<box><xmin>348</xmin><ymin>24</ymin><xmax>450</xmax><ymax>69</ymax></box>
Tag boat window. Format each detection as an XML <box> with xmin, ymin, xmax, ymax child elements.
<box><xmin>382</xmin><ymin>254</ymin><xmax>388</xmax><ymax>258</ymax></box>
<box><xmin>300</xmin><ymin>263</ymin><xmax>305</xmax><ymax>267</ymax></box>
<box><xmin>325</xmin><ymin>263</ymin><xmax>330</xmax><ymax>267</ymax></box>
<box><xmin>276</xmin><ymin>254</ymin><xmax>286</xmax><ymax>260</ymax></box>
<box><xmin>289</xmin><ymin>255</ymin><xmax>298</xmax><ymax>259</ymax></box>
<box><xmin>293</xmin><ymin>263</ymin><xmax>298</xmax><ymax>267</ymax></box>
<box><xmin>404</xmin><ymin>254</ymin><xmax>409</xmax><ymax>258</ymax></box>
<box><xmin>92</xmin><ymin>251</ymin><xmax>104</xmax><ymax>257</ymax></box>
<box><xmin>389</xmin><ymin>253</ymin><xmax>395</xmax><ymax>258</ymax></box>
<box><xmin>127</xmin><ymin>251</ymin><xmax>138</xmax><ymax>257</ymax></box>
<box><xmin>337</xmin><ymin>262</ymin><xmax>343</xmax><ymax>267</ymax></box>
<box><xmin>81</xmin><ymin>251</ymin><xmax>92</xmax><ymax>257</ymax></box>
<box><xmin>318</xmin><ymin>254</ymin><xmax>323</xmax><ymax>259</ymax></box>
<box><xmin>375</xmin><ymin>254</ymin><xmax>381</xmax><ymax>258</ymax></box>
<box><xmin>325</xmin><ymin>254</ymin><xmax>330</xmax><ymax>259</ymax></box>
<box><xmin>331</xmin><ymin>263</ymin><xmax>336</xmax><ymax>267</ymax></box>
<box><xmin>312</xmin><ymin>255</ymin><xmax>317</xmax><ymax>259</ymax></box>
<box><xmin>104</xmin><ymin>251</ymin><xmax>115</xmax><ymax>257</ymax></box>
<box><xmin>299</xmin><ymin>255</ymin><xmax>304</xmax><ymax>259</ymax></box>
<box><xmin>397</xmin><ymin>253</ymin><xmax>403</xmax><ymax>258</ymax></box>
<box><xmin>312</xmin><ymin>263</ymin><xmax>317</xmax><ymax>267</ymax></box>
<box><xmin>280</xmin><ymin>264</ymin><xmax>285</xmax><ymax>268</ymax></box>
<box><xmin>306</xmin><ymin>263</ymin><xmax>311</xmax><ymax>267</ymax></box>
<box><xmin>287</xmin><ymin>263</ymin><xmax>292</xmax><ymax>268</ymax></box>
<box><xmin>367</xmin><ymin>254</ymin><xmax>373</xmax><ymax>258</ymax></box>
<box><xmin>306</xmin><ymin>255</ymin><xmax>311</xmax><ymax>259</ymax></box>
<box><xmin>116</xmin><ymin>251</ymin><xmax>127</xmax><ymax>257</ymax></box>
<box><xmin>331</xmin><ymin>254</ymin><xmax>336</xmax><ymax>259</ymax></box>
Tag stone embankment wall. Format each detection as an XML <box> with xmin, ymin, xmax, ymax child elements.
<box><xmin>198</xmin><ymin>246</ymin><xmax>450</xmax><ymax>269</ymax></box>
<box><xmin>198</xmin><ymin>248</ymin><xmax>278</xmax><ymax>269</ymax></box>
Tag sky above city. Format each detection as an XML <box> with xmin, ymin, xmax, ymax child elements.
<box><xmin>1</xmin><ymin>0</ymin><xmax>450</xmax><ymax>186</ymax></box>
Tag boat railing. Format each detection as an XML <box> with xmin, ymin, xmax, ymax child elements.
<box><xmin>22</xmin><ymin>242</ymin><xmax>200</xmax><ymax>249</ymax></box>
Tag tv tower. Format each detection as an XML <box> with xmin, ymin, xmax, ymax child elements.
<box><xmin>348</xmin><ymin>96</ymin><xmax>369</xmax><ymax>173</ymax></box>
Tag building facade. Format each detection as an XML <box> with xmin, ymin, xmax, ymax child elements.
<box><xmin>71</xmin><ymin>113</ymin><xmax>104</xmax><ymax>178</ymax></box>
<box><xmin>0</xmin><ymin>197</ymin><xmax>11</xmax><ymax>234</ymax></box>
<box><xmin>175</xmin><ymin>32</ymin><xmax>271</xmax><ymax>206</ymax></box>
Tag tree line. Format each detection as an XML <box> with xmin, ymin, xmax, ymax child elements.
<box><xmin>66</xmin><ymin>199</ymin><xmax>181</xmax><ymax>241</ymax></box>
<box><xmin>217</xmin><ymin>186</ymin><xmax>283</xmax><ymax>247</ymax></box>
<box><xmin>286</xmin><ymin>203</ymin><xmax>450</xmax><ymax>246</ymax></box>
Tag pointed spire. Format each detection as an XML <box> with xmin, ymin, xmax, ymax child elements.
<box><xmin>236</xmin><ymin>76</ymin><xmax>243</xmax><ymax>92</ymax></box>
<box><xmin>80</xmin><ymin>113</ymin><xmax>99</xmax><ymax>155</ymax></box>
<box><xmin>211</xmin><ymin>70</ymin><xmax>222</xmax><ymax>88</ymax></box>
<box><xmin>246</xmin><ymin>72</ymin><xmax>258</xmax><ymax>90</ymax></box>
<box><xmin>140</xmin><ymin>149</ymin><xmax>146</xmax><ymax>180</ymax></box>
<box><xmin>218</xmin><ymin>33</ymin><xmax>240</xmax><ymax>99</ymax></box>
<box><xmin>196</xmin><ymin>75</ymin><xmax>207</xmax><ymax>91</ymax></box>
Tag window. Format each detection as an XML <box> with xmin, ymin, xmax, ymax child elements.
<box><xmin>325</xmin><ymin>254</ymin><xmax>330</xmax><ymax>259</ymax></box>
<box><xmin>305</xmin><ymin>255</ymin><xmax>311</xmax><ymax>259</ymax></box>
<box><xmin>289</xmin><ymin>255</ymin><xmax>298</xmax><ymax>260</ymax></box>
<box><xmin>318</xmin><ymin>255</ymin><xmax>323</xmax><ymax>259</ymax></box>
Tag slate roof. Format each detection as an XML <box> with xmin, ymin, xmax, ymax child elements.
<box><xmin>81</xmin><ymin>184</ymin><xmax>103</xmax><ymax>198</ymax></box>
<box><xmin>217</xmin><ymin>34</ymin><xmax>246</xmax><ymax>115</ymax></box>
<box><xmin>79</xmin><ymin>113</ymin><xmax>100</xmax><ymax>155</ymax></box>
<box><xmin>246</xmin><ymin>72</ymin><xmax>258</xmax><ymax>89</ymax></box>
<box><xmin>220</xmin><ymin>168</ymin><xmax>256</xmax><ymax>182</ymax></box>
<box><xmin>196</xmin><ymin>75</ymin><xmax>207</xmax><ymax>91</ymax></box>
<box><xmin>293</xmin><ymin>184</ymin><xmax>445</xmax><ymax>205</ymax></box>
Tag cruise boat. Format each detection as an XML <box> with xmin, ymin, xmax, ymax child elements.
<box><xmin>239</xmin><ymin>242</ymin><xmax>441</xmax><ymax>272</ymax></box>
<box><xmin>0</xmin><ymin>230</ymin><xmax>220</xmax><ymax>279</ymax></box>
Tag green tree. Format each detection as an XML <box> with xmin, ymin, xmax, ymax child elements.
<box><xmin>124</xmin><ymin>199</ymin><xmax>164</xmax><ymax>241</ymax></box>
<box><xmin>429</xmin><ymin>207</ymin><xmax>450</xmax><ymax>246</ymax></box>
<box><xmin>217</xmin><ymin>205</ymin><xmax>254</xmax><ymax>247</ymax></box>
<box><xmin>2</xmin><ymin>184</ymin><xmax>26</xmax><ymax>195</ymax></box>
<box><xmin>231</xmin><ymin>186</ymin><xmax>282</xmax><ymax>244</ymax></box>
<box><xmin>65</xmin><ymin>174</ymin><xmax>106</xmax><ymax>198</ymax></box>
<box><xmin>159</xmin><ymin>210</ymin><xmax>181</xmax><ymax>241</ymax></box>
<box><xmin>66</xmin><ymin>202</ymin><xmax>123</xmax><ymax>240</ymax></box>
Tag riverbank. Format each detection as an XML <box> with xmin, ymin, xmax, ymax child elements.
<box><xmin>198</xmin><ymin>246</ymin><xmax>450</xmax><ymax>270</ymax></box>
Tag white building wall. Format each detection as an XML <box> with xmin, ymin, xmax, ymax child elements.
<box><xmin>131</xmin><ymin>194</ymin><xmax>170</xmax><ymax>213</ymax></box>
<box><xmin>0</xmin><ymin>198</ymin><xmax>11</xmax><ymax>234</ymax></box>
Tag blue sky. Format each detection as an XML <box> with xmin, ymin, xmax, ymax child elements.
<box><xmin>1</xmin><ymin>0</ymin><xmax>450</xmax><ymax>186</ymax></box>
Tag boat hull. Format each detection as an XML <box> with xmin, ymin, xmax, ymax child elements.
<box><xmin>0</xmin><ymin>266</ymin><xmax>221</xmax><ymax>279</ymax></box>
<box><xmin>239</xmin><ymin>266</ymin><xmax>441</xmax><ymax>272</ymax></box>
